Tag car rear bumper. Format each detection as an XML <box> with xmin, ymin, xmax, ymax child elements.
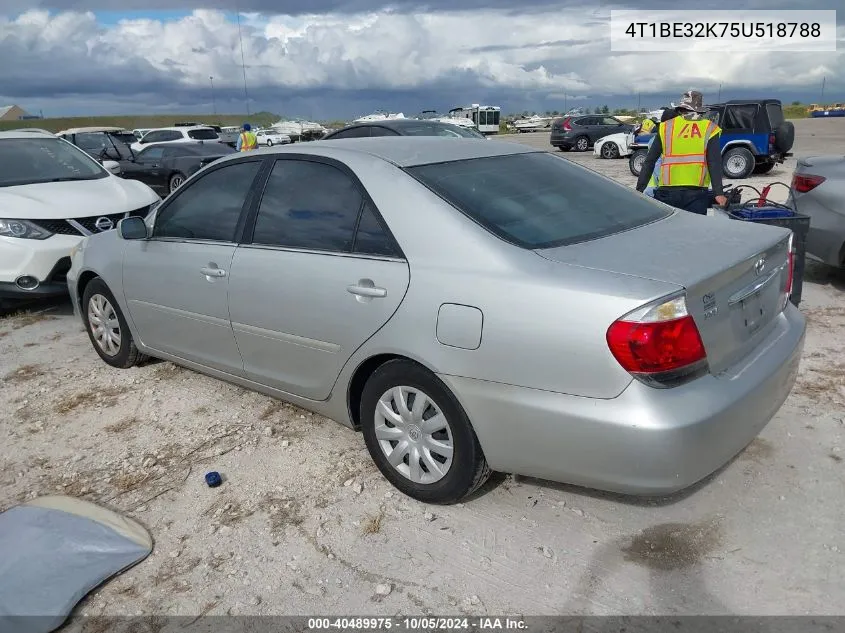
<box><xmin>439</xmin><ymin>304</ymin><xmax>805</xmax><ymax>496</ymax></box>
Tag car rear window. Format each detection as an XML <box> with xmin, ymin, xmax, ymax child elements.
<box><xmin>187</xmin><ymin>128</ymin><xmax>219</xmax><ymax>140</ymax></box>
<box><xmin>407</xmin><ymin>152</ymin><xmax>671</xmax><ymax>249</ymax></box>
<box><xmin>766</xmin><ymin>103</ymin><xmax>784</xmax><ymax>128</ymax></box>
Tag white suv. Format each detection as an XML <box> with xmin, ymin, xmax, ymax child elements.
<box><xmin>0</xmin><ymin>131</ymin><xmax>160</xmax><ymax>308</ymax></box>
<box><xmin>130</xmin><ymin>126</ymin><xmax>221</xmax><ymax>154</ymax></box>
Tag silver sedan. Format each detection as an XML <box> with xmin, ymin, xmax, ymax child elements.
<box><xmin>67</xmin><ymin>138</ymin><xmax>805</xmax><ymax>504</ymax></box>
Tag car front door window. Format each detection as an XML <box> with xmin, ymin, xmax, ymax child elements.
<box><xmin>121</xmin><ymin>159</ymin><xmax>263</xmax><ymax>374</ymax></box>
<box><xmin>154</xmin><ymin>160</ymin><xmax>262</xmax><ymax>242</ymax></box>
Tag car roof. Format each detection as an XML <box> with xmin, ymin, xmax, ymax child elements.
<box><xmin>145</xmin><ymin>126</ymin><xmax>215</xmax><ymax>132</ymax></box>
<box><xmin>215</xmin><ymin>137</ymin><xmax>539</xmax><ymax>168</ymax></box>
<box><xmin>58</xmin><ymin>126</ymin><xmax>130</xmax><ymax>134</ymax></box>
<box><xmin>708</xmin><ymin>99</ymin><xmax>782</xmax><ymax>108</ymax></box>
<box><xmin>0</xmin><ymin>130</ymin><xmax>60</xmax><ymax>140</ymax></box>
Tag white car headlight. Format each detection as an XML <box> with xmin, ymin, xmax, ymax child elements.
<box><xmin>0</xmin><ymin>218</ymin><xmax>53</xmax><ymax>240</ymax></box>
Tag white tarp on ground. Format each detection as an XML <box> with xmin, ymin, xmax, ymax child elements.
<box><xmin>0</xmin><ymin>496</ymin><xmax>152</xmax><ymax>633</ymax></box>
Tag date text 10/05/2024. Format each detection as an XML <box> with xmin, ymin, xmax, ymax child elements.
<box><xmin>307</xmin><ymin>618</ymin><xmax>528</xmax><ymax>630</ymax></box>
<box><xmin>623</xmin><ymin>21</ymin><xmax>821</xmax><ymax>39</ymax></box>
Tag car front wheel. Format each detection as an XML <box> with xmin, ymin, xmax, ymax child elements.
<box><xmin>267</xmin><ymin>139</ymin><xmax>273</xmax><ymax>146</ymax></box>
<box><xmin>722</xmin><ymin>147</ymin><xmax>755</xmax><ymax>179</ymax></box>
<box><xmin>601</xmin><ymin>142</ymin><xmax>620</xmax><ymax>159</ymax></box>
<box><xmin>169</xmin><ymin>172</ymin><xmax>186</xmax><ymax>194</ymax></box>
<box><xmin>82</xmin><ymin>278</ymin><xmax>145</xmax><ymax>369</ymax></box>
<box><xmin>360</xmin><ymin>359</ymin><xmax>491</xmax><ymax>504</ymax></box>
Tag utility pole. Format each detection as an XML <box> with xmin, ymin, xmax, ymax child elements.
<box><xmin>209</xmin><ymin>76</ymin><xmax>216</xmax><ymax>117</ymax></box>
<box><xmin>637</xmin><ymin>92</ymin><xmax>641</xmax><ymax>113</ymax></box>
<box><xmin>563</xmin><ymin>93</ymin><xmax>567</xmax><ymax>113</ymax></box>
<box><xmin>821</xmin><ymin>76</ymin><xmax>826</xmax><ymax>103</ymax></box>
<box><xmin>717</xmin><ymin>83</ymin><xmax>722</xmax><ymax>102</ymax></box>
<box><xmin>236</xmin><ymin>8</ymin><xmax>251</xmax><ymax>116</ymax></box>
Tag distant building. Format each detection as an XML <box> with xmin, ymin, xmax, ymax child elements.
<box><xmin>0</xmin><ymin>105</ymin><xmax>33</xmax><ymax>121</ymax></box>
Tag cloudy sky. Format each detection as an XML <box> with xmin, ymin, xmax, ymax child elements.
<box><xmin>1</xmin><ymin>0</ymin><xmax>842</xmax><ymax>120</ymax></box>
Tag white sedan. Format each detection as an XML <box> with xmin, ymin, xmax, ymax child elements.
<box><xmin>593</xmin><ymin>131</ymin><xmax>638</xmax><ymax>159</ymax></box>
<box><xmin>254</xmin><ymin>130</ymin><xmax>292</xmax><ymax>146</ymax></box>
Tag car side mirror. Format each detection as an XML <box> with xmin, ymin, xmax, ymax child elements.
<box><xmin>102</xmin><ymin>160</ymin><xmax>121</xmax><ymax>175</ymax></box>
<box><xmin>118</xmin><ymin>216</ymin><xmax>148</xmax><ymax>240</ymax></box>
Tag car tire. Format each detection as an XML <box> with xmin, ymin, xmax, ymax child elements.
<box><xmin>753</xmin><ymin>162</ymin><xmax>775</xmax><ymax>175</ymax></box>
<box><xmin>629</xmin><ymin>148</ymin><xmax>648</xmax><ymax>177</ymax></box>
<box><xmin>600</xmin><ymin>142</ymin><xmax>620</xmax><ymax>159</ymax></box>
<box><xmin>722</xmin><ymin>147</ymin><xmax>755</xmax><ymax>179</ymax></box>
<box><xmin>574</xmin><ymin>136</ymin><xmax>590</xmax><ymax>152</ymax></box>
<box><xmin>169</xmin><ymin>172</ymin><xmax>186</xmax><ymax>194</ymax></box>
<box><xmin>267</xmin><ymin>139</ymin><xmax>273</xmax><ymax>146</ymax></box>
<box><xmin>82</xmin><ymin>278</ymin><xmax>146</xmax><ymax>369</ymax></box>
<box><xmin>360</xmin><ymin>359</ymin><xmax>491</xmax><ymax>504</ymax></box>
<box><xmin>557</xmin><ymin>146</ymin><xmax>570</xmax><ymax>152</ymax></box>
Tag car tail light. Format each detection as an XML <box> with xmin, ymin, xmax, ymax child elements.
<box><xmin>606</xmin><ymin>294</ymin><xmax>708</xmax><ymax>388</ymax></box>
<box><xmin>769</xmin><ymin>133</ymin><xmax>776</xmax><ymax>148</ymax></box>
<box><xmin>792</xmin><ymin>173</ymin><xmax>826</xmax><ymax>193</ymax></box>
<box><xmin>562</xmin><ymin>117</ymin><xmax>572</xmax><ymax>131</ymax></box>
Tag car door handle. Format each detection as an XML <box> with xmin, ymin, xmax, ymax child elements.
<box><xmin>200</xmin><ymin>266</ymin><xmax>227</xmax><ymax>278</ymax></box>
<box><xmin>347</xmin><ymin>283</ymin><xmax>387</xmax><ymax>298</ymax></box>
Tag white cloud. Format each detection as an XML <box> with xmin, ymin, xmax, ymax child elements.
<box><xmin>0</xmin><ymin>7</ymin><xmax>843</xmax><ymax>115</ymax></box>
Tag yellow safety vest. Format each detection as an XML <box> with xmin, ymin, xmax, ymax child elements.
<box><xmin>239</xmin><ymin>131</ymin><xmax>258</xmax><ymax>151</ymax></box>
<box><xmin>640</xmin><ymin>118</ymin><xmax>656</xmax><ymax>134</ymax></box>
<box><xmin>657</xmin><ymin>117</ymin><xmax>721</xmax><ymax>188</ymax></box>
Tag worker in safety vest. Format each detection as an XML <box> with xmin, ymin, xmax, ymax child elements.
<box><xmin>635</xmin><ymin>90</ymin><xmax>727</xmax><ymax>214</ymax></box>
<box><xmin>237</xmin><ymin>123</ymin><xmax>258</xmax><ymax>151</ymax></box>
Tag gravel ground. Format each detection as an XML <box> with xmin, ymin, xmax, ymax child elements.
<box><xmin>1</xmin><ymin>118</ymin><xmax>844</xmax><ymax>617</ymax></box>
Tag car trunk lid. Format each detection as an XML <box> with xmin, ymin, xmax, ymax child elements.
<box><xmin>536</xmin><ymin>211</ymin><xmax>792</xmax><ymax>375</ymax></box>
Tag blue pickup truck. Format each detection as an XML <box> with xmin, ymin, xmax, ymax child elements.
<box><xmin>629</xmin><ymin>99</ymin><xmax>795</xmax><ymax>180</ymax></box>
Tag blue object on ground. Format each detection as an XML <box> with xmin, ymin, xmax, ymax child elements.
<box><xmin>731</xmin><ymin>206</ymin><xmax>795</xmax><ymax>220</ymax></box>
<box><xmin>205</xmin><ymin>471</ymin><xmax>222</xmax><ymax>487</ymax></box>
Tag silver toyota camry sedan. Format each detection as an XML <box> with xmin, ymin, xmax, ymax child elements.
<box><xmin>67</xmin><ymin>137</ymin><xmax>805</xmax><ymax>504</ymax></box>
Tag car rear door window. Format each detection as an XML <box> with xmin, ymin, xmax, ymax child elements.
<box><xmin>141</xmin><ymin>131</ymin><xmax>165</xmax><ymax>143</ymax></box>
<box><xmin>188</xmin><ymin>128</ymin><xmax>219</xmax><ymax>140</ymax></box>
<box><xmin>408</xmin><ymin>152</ymin><xmax>671</xmax><ymax>249</ymax></box>
<box><xmin>722</xmin><ymin>105</ymin><xmax>757</xmax><ymax>130</ymax></box>
<box><xmin>138</xmin><ymin>146</ymin><xmax>166</xmax><ymax>163</ymax></box>
<box><xmin>766</xmin><ymin>104</ymin><xmax>784</xmax><ymax>128</ymax></box>
<box><xmin>251</xmin><ymin>159</ymin><xmax>363</xmax><ymax>252</ymax></box>
<box><xmin>153</xmin><ymin>160</ymin><xmax>262</xmax><ymax>242</ymax></box>
<box><xmin>353</xmin><ymin>202</ymin><xmax>402</xmax><ymax>257</ymax></box>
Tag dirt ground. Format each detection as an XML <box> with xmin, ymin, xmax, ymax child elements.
<box><xmin>1</xmin><ymin>118</ymin><xmax>844</xmax><ymax>617</ymax></box>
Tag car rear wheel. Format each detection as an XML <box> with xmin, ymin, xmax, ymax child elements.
<box><xmin>574</xmin><ymin>136</ymin><xmax>590</xmax><ymax>152</ymax></box>
<box><xmin>169</xmin><ymin>172</ymin><xmax>186</xmax><ymax>194</ymax></box>
<box><xmin>82</xmin><ymin>278</ymin><xmax>145</xmax><ymax>369</ymax></box>
<box><xmin>601</xmin><ymin>142</ymin><xmax>620</xmax><ymax>159</ymax></box>
<box><xmin>266</xmin><ymin>139</ymin><xmax>273</xmax><ymax>146</ymax></box>
<box><xmin>360</xmin><ymin>359</ymin><xmax>491</xmax><ymax>504</ymax></box>
<box><xmin>629</xmin><ymin>148</ymin><xmax>647</xmax><ymax>176</ymax></box>
<box><xmin>722</xmin><ymin>147</ymin><xmax>755</xmax><ymax>179</ymax></box>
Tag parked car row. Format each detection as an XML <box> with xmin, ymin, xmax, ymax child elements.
<box><xmin>553</xmin><ymin>99</ymin><xmax>795</xmax><ymax>181</ymax></box>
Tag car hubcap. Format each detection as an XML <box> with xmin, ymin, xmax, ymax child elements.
<box><xmin>634</xmin><ymin>155</ymin><xmax>645</xmax><ymax>173</ymax></box>
<box><xmin>727</xmin><ymin>155</ymin><xmax>746</xmax><ymax>174</ymax></box>
<box><xmin>602</xmin><ymin>144</ymin><xmax>616</xmax><ymax>158</ymax></box>
<box><xmin>171</xmin><ymin>176</ymin><xmax>184</xmax><ymax>191</ymax></box>
<box><xmin>375</xmin><ymin>386</ymin><xmax>454</xmax><ymax>484</ymax></box>
<box><xmin>577</xmin><ymin>138</ymin><xmax>588</xmax><ymax>150</ymax></box>
<box><xmin>88</xmin><ymin>294</ymin><xmax>121</xmax><ymax>356</ymax></box>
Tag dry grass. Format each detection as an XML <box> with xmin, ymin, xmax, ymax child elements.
<box><xmin>362</xmin><ymin>509</ymin><xmax>386</xmax><ymax>535</ymax></box>
<box><xmin>1</xmin><ymin>311</ymin><xmax>58</xmax><ymax>330</ymax></box>
<box><xmin>111</xmin><ymin>471</ymin><xmax>154</xmax><ymax>493</ymax></box>
<box><xmin>203</xmin><ymin>498</ymin><xmax>256</xmax><ymax>527</ymax></box>
<box><xmin>105</xmin><ymin>416</ymin><xmax>139</xmax><ymax>434</ymax></box>
<box><xmin>55</xmin><ymin>386</ymin><xmax>128</xmax><ymax>414</ymax></box>
<box><xmin>152</xmin><ymin>556</ymin><xmax>202</xmax><ymax>586</ymax></box>
<box><xmin>259</xmin><ymin>400</ymin><xmax>284</xmax><ymax>420</ymax></box>
<box><xmin>151</xmin><ymin>363</ymin><xmax>184</xmax><ymax>380</ymax></box>
<box><xmin>262</xmin><ymin>494</ymin><xmax>304</xmax><ymax>531</ymax></box>
<box><xmin>3</xmin><ymin>363</ymin><xmax>43</xmax><ymax>384</ymax></box>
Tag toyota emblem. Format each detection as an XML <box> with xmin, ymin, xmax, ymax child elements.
<box><xmin>94</xmin><ymin>216</ymin><xmax>114</xmax><ymax>232</ymax></box>
<box><xmin>754</xmin><ymin>258</ymin><xmax>766</xmax><ymax>276</ymax></box>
